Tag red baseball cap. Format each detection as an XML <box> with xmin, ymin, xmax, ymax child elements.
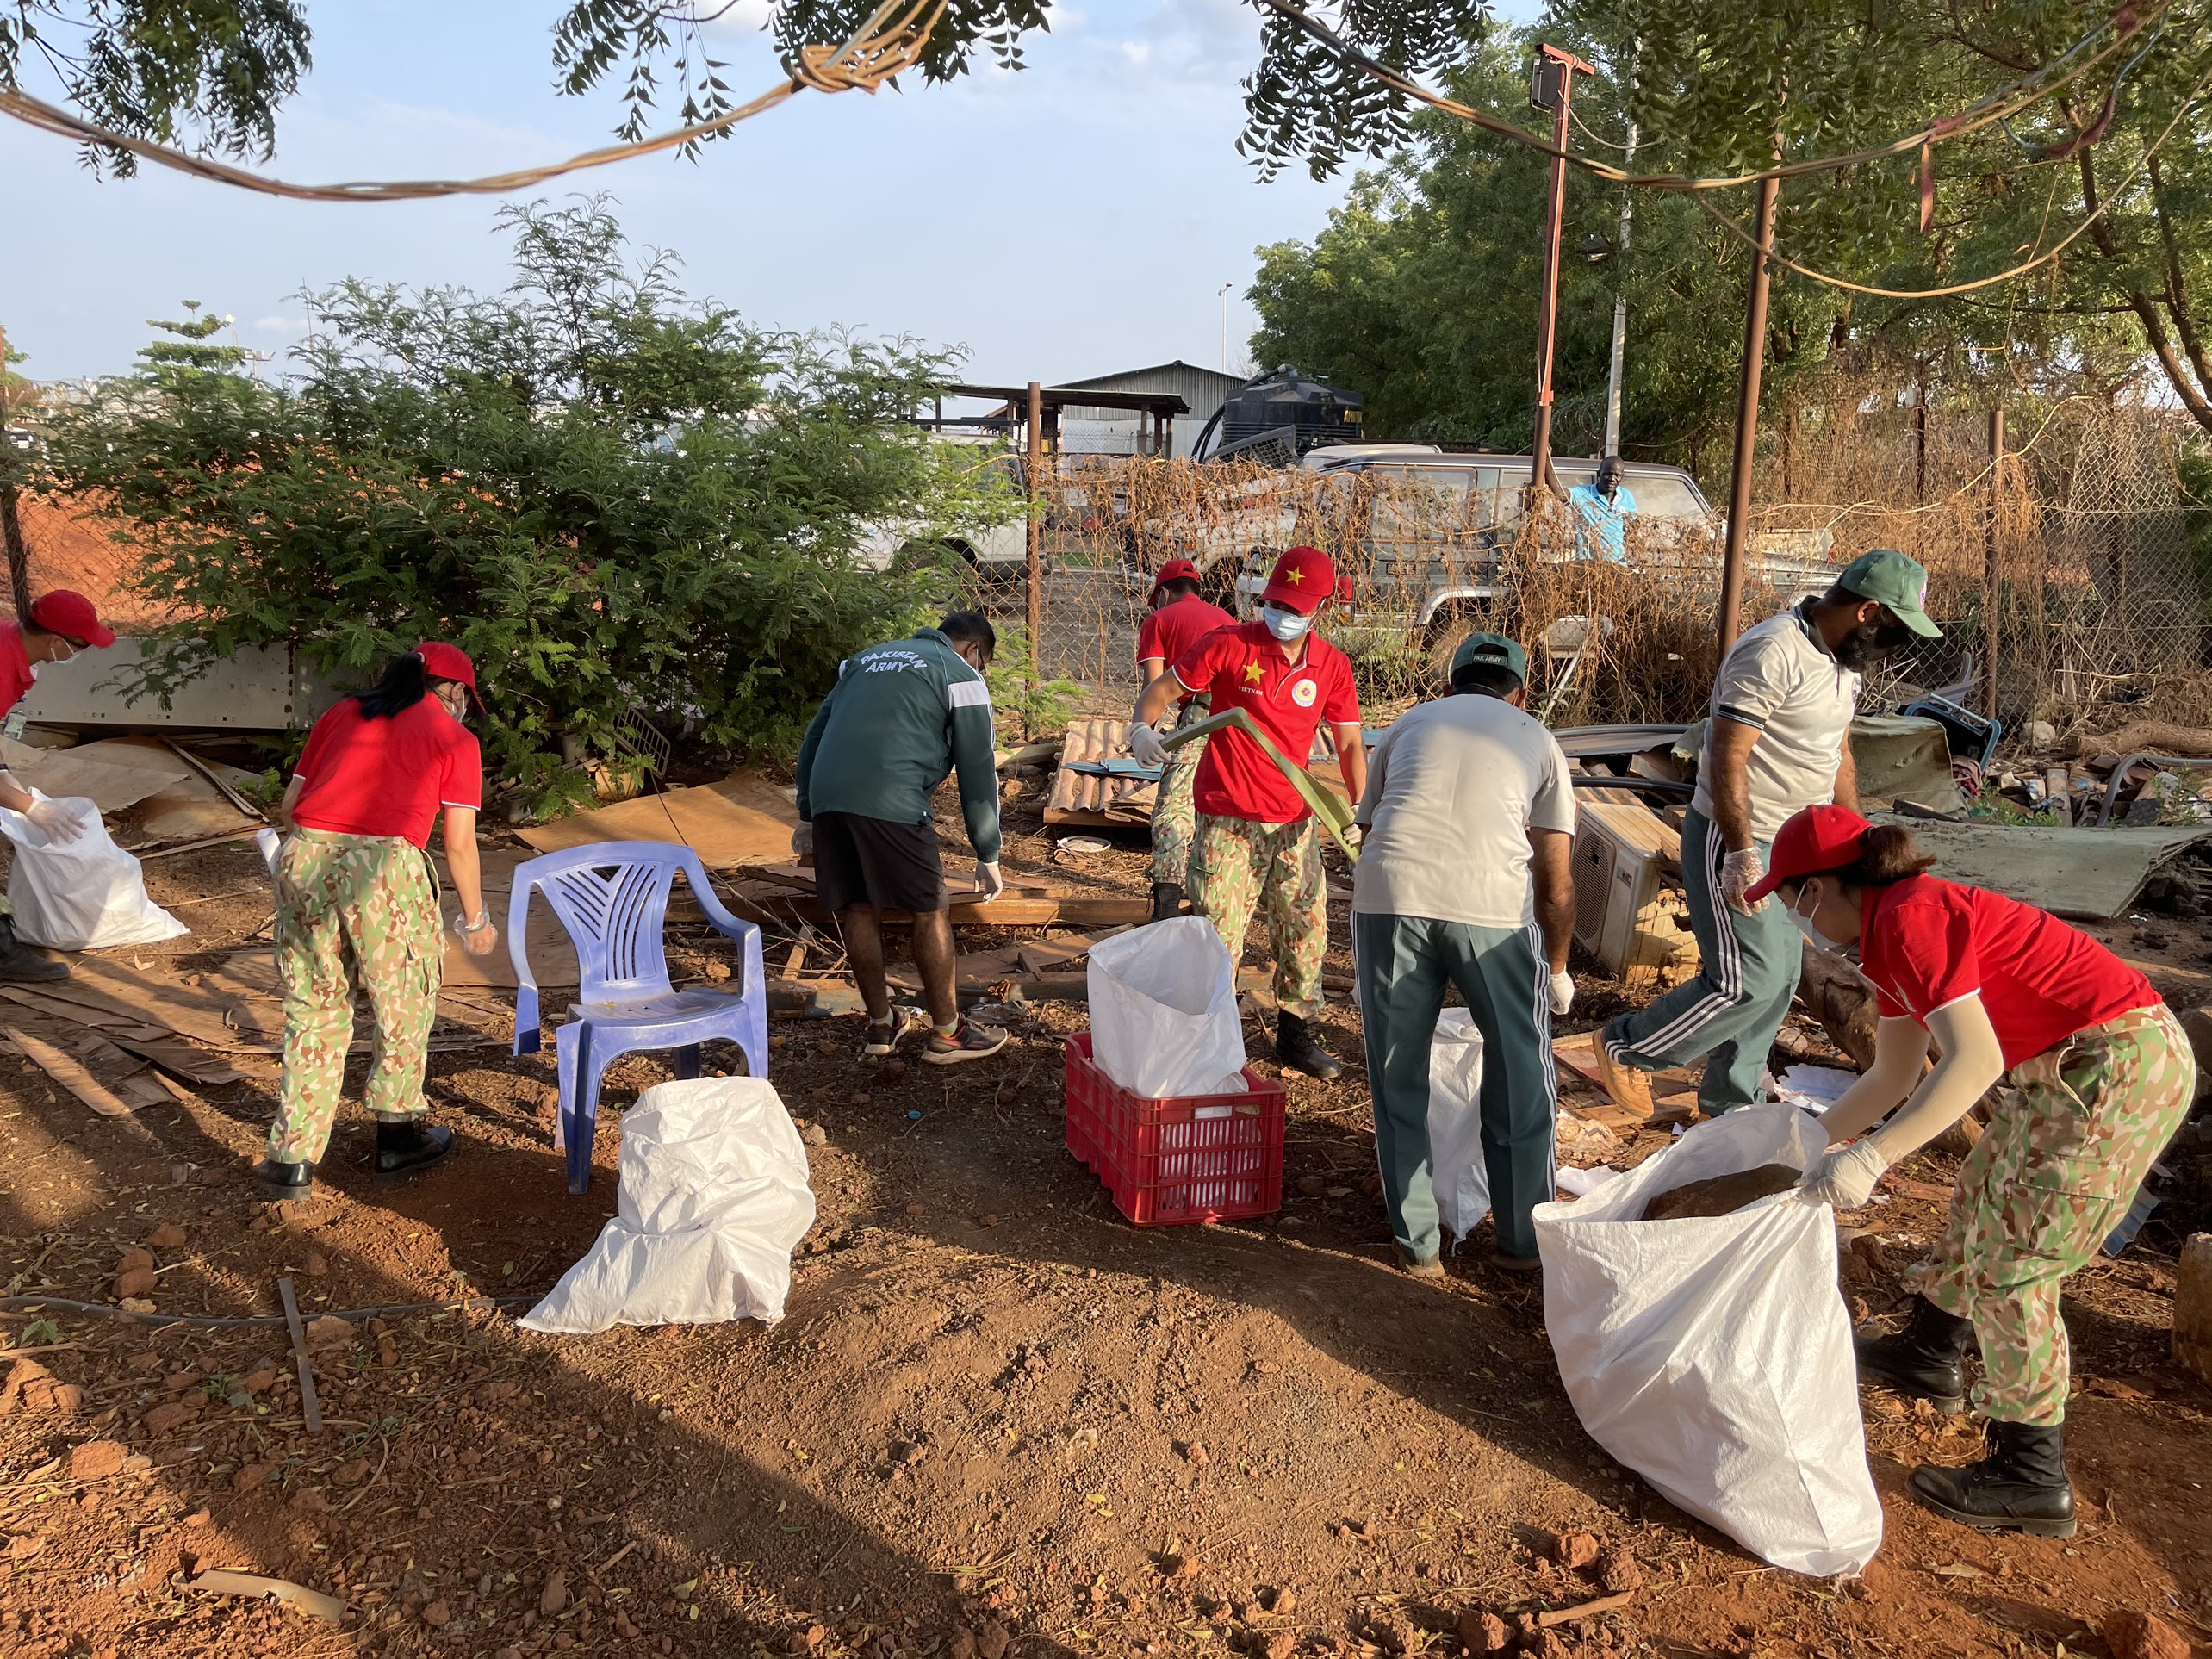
<box><xmin>1745</xmin><ymin>805</ymin><xmax>1873</xmax><ymax>903</ymax></box>
<box><xmin>413</xmin><ymin>641</ymin><xmax>478</xmax><ymax>697</ymax></box>
<box><xmin>1262</xmin><ymin>545</ymin><xmax>1336</xmax><ymax>615</ymax></box>
<box><xmin>1150</xmin><ymin>558</ymin><xmax>1201</xmax><ymax>598</ymax></box>
<box><xmin>27</xmin><ymin>591</ymin><xmax>115</xmax><ymax>649</ymax></box>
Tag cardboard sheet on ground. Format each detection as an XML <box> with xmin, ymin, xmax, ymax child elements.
<box><xmin>1868</xmin><ymin>814</ymin><xmax>2212</xmax><ymax>919</ymax></box>
<box><xmin>0</xmin><ymin>737</ymin><xmax>190</xmax><ymax>813</ymax></box>
<box><xmin>518</xmin><ymin>774</ymin><xmax>798</xmax><ymax>867</ymax></box>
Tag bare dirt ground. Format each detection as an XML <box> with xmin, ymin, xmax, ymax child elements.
<box><xmin>2</xmin><ymin>791</ymin><xmax>2209</xmax><ymax>1659</ymax></box>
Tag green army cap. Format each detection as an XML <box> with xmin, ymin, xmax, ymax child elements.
<box><xmin>1450</xmin><ymin>632</ymin><xmax>1528</xmax><ymax>685</ymax></box>
<box><xmin>1837</xmin><ymin>549</ymin><xmax>1942</xmax><ymax>637</ymax></box>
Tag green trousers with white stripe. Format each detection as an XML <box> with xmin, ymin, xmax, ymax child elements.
<box><xmin>1600</xmin><ymin>807</ymin><xmax>1799</xmax><ymax>1113</ymax></box>
<box><xmin>1353</xmin><ymin>912</ymin><xmax>1557</xmax><ymax>1264</ymax></box>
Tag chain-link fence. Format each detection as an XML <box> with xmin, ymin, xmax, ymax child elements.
<box><xmin>960</xmin><ymin>392</ymin><xmax>2209</xmax><ymax>743</ymax></box>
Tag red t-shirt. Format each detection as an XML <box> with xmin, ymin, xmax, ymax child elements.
<box><xmin>1138</xmin><ymin>593</ymin><xmax>1235</xmax><ymax>705</ymax></box>
<box><xmin>1859</xmin><ymin>874</ymin><xmax>2158</xmax><ymax>1070</ymax></box>
<box><xmin>1171</xmin><ymin>621</ymin><xmax>1360</xmax><ymax>823</ymax></box>
<box><xmin>291</xmin><ymin>696</ymin><xmax>483</xmax><ymax>849</ymax></box>
<box><xmin>0</xmin><ymin>623</ymin><xmax>36</xmax><ymax>717</ymax></box>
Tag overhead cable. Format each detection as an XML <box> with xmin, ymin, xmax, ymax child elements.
<box><xmin>0</xmin><ymin>0</ymin><xmax>945</xmax><ymax>203</ymax></box>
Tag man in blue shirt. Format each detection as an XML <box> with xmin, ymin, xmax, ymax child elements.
<box><xmin>1567</xmin><ymin>457</ymin><xmax>1636</xmax><ymax>564</ymax></box>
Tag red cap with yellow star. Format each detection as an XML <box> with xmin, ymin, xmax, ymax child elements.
<box><xmin>1261</xmin><ymin>544</ymin><xmax>1336</xmax><ymax>615</ymax></box>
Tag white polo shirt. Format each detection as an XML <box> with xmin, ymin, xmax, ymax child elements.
<box><xmin>1352</xmin><ymin>693</ymin><xmax>1576</xmax><ymax>929</ymax></box>
<box><xmin>1691</xmin><ymin>604</ymin><xmax>1861</xmax><ymax>842</ymax></box>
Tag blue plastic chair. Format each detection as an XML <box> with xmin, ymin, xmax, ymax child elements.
<box><xmin>507</xmin><ymin>843</ymin><xmax>769</xmax><ymax>1194</ymax></box>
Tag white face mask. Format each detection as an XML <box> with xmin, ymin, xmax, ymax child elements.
<box><xmin>1788</xmin><ymin>883</ymin><xmax>1844</xmax><ymax>955</ymax></box>
<box><xmin>1260</xmin><ymin>603</ymin><xmax>1312</xmax><ymax>643</ymax></box>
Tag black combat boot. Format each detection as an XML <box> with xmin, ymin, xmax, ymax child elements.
<box><xmin>252</xmin><ymin>1158</ymin><xmax>316</xmax><ymax>1197</ymax></box>
<box><xmin>1275</xmin><ymin>1011</ymin><xmax>1341</xmax><ymax>1081</ymax></box>
<box><xmin>375</xmin><ymin>1117</ymin><xmax>454</xmax><ymax>1178</ymax></box>
<box><xmin>1149</xmin><ymin>882</ymin><xmax>1184</xmax><ymax>923</ymax></box>
<box><xmin>1910</xmin><ymin>1420</ymin><xmax>2077</xmax><ymax>1538</ymax></box>
<box><xmin>0</xmin><ymin>915</ymin><xmax>68</xmax><ymax>983</ymax></box>
<box><xmin>1856</xmin><ymin>1296</ymin><xmax>1975</xmax><ymax>1413</ymax></box>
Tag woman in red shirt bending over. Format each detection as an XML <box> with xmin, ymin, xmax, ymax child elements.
<box><xmin>255</xmin><ymin>643</ymin><xmax>500</xmax><ymax>1198</ymax></box>
<box><xmin>1764</xmin><ymin>806</ymin><xmax>2196</xmax><ymax>1538</ymax></box>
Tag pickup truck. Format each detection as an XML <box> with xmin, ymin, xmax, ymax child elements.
<box><xmin>1127</xmin><ymin>444</ymin><xmax>1838</xmax><ymax>674</ymax></box>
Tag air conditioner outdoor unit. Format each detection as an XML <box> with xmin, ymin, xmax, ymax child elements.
<box><xmin>1571</xmin><ymin>801</ymin><xmax>1699</xmax><ymax>991</ymax></box>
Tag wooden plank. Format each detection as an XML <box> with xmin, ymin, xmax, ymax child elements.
<box><xmin>3</xmin><ymin>1024</ymin><xmax>154</xmax><ymax>1138</ymax></box>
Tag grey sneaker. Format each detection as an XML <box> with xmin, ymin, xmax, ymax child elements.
<box><xmin>923</xmin><ymin>1017</ymin><xmax>1010</xmax><ymax>1066</ymax></box>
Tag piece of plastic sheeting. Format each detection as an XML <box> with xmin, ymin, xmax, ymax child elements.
<box><xmin>1085</xmin><ymin>917</ymin><xmax>1246</xmax><ymax>1100</ymax></box>
<box><xmin>519</xmin><ymin>1077</ymin><xmax>816</xmax><ymax>1335</ymax></box>
<box><xmin>1533</xmin><ymin>1103</ymin><xmax>1881</xmax><ymax>1577</ymax></box>
<box><xmin>1427</xmin><ymin>1009</ymin><xmax>1489</xmax><ymax>1241</ymax></box>
<box><xmin>0</xmin><ymin>793</ymin><xmax>188</xmax><ymax>949</ymax></box>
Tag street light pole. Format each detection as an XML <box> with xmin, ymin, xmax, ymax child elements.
<box><xmin>1602</xmin><ymin>46</ymin><xmax>1638</xmax><ymax>459</ymax></box>
<box><xmin>1218</xmin><ymin>283</ymin><xmax>1232</xmax><ymax>374</ymax></box>
<box><xmin>1527</xmin><ymin>42</ymin><xmax>1595</xmax><ymax>509</ymax></box>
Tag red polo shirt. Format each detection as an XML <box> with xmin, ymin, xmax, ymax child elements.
<box><xmin>1171</xmin><ymin>621</ymin><xmax>1359</xmax><ymax>823</ymax></box>
<box><xmin>1859</xmin><ymin>874</ymin><xmax>2158</xmax><ymax>1070</ymax></box>
<box><xmin>0</xmin><ymin>623</ymin><xmax>36</xmax><ymax>718</ymax></box>
<box><xmin>291</xmin><ymin>696</ymin><xmax>483</xmax><ymax>850</ymax></box>
<box><xmin>1138</xmin><ymin>594</ymin><xmax>1236</xmax><ymax>710</ymax></box>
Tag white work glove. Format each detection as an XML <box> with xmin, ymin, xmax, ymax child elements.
<box><xmin>1800</xmin><ymin>1138</ymin><xmax>1892</xmax><ymax>1210</ymax></box>
<box><xmin>1549</xmin><ymin>970</ymin><xmax>1575</xmax><ymax>1017</ymax></box>
<box><xmin>1718</xmin><ymin>847</ymin><xmax>1767</xmax><ymax>915</ymax></box>
<box><xmin>1125</xmin><ymin>721</ymin><xmax>1169</xmax><ymax>769</ymax></box>
<box><xmin>791</xmin><ymin>822</ymin><xmax>813</xmax><ymax>858</ymax></box>
<box><xmin>23</xmin><ymin>797</ymin><xmax>86</xmax><ymax>844</ymax></box>
<box><xmin>450</xmin><ymin>910</ymin><xmax>500</xmax><ymax>959</ymax></box>
<box><xmin>975</xmin><ymin>861</ymin><xmax>1005</xmax><ymax>901</ymax></box>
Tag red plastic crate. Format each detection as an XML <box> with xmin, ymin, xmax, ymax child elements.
<box><xmin>1064</xmin><ymin>1032</ymin><xmax>1288</xmax><ymax>1227</ymax></box>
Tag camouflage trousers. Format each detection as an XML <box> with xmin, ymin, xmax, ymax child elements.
<box><xmin>1188</xmin><ymin>811</ymin><xmax>1327</xmax><ymax>1021</ymax></box>
<box><xmin>1149</xmin><ymin>695</ymin><xmax>1211</xmax><ymax>886</ymax></box>
<box><xmin>1917</xmin><ymin>1003</ymin><xmax>2196</xmax><ymax>1425</ymax></box>
<box><xmin>267</xmin><ymin>830</ymin><xmax>444</xmax><ymax>1166</ymax></box>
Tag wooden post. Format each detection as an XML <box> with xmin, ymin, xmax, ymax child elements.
<box><xmin>1025</xmin><ymin>381</ymin><xmax>1043</xmax><ymax>708</ymax></box>
<box><xmin>1526</xmin><ymin>44</ymin><xmax>1593</xmax><ymax>511</ymax></box>
<box><xmin>1717</xmin><ymin>171</ymin><xmax>1780</xmax><ymax>656</ymax></box>
<box><xmin>1982</xmin><ymin>409</ymin><xmax>2004</xmax><ymax>720</ymax></box>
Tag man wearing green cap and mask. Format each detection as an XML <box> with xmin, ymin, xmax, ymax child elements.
<box><xmin>1597</xmin><ymin>550</ymin><xmax>1942</xmax><ymax>1117</ymax></box>
<box><xmin>1352</xmin><ymin>633</ymin><xmax>1579</xmax><ymax>1275</ymax></box>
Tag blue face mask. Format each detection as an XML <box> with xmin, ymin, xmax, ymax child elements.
<box><xmin>1261</xmin><ymin>603</ymin><xmax>1312</xmax><ymax>643</ymax></box>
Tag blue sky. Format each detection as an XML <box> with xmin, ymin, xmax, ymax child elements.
<box><xmin>3</xmin><ymin>0</ymin><xmax>1537</xmax><ymax>388</ymax></box>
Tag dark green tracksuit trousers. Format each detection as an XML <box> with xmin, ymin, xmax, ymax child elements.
<box><xmin>1353</xmin><ymin>912</ymin><xmax>1558</xmax><ymax>1263</ymax></box>
<box><xmin>1598</xmin><ymin>806</ymin><xmax>1800</xmax><ymax>1114</ymax></box>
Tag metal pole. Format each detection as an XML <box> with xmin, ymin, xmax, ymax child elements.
<box><xmin>1527</xmin><ymin>50</ymin><xmax>1586</xmax><ymax>506</ymax></box>
<box><xmin>1025</xmin><ymin>381</ymin><xmax>1043</xmax><ymax>704</ymax></box>
<box><xmin>1219</xmin><ymin>283</ymin><xmax>1232</xmax><ymax>374</ymax></box>
<box><xmin>1717</xmin><ymin>171</ymin><xmax>1780</xmax><ymax>656</ymax></box>
<box><xmin>1982</xmin><ymin>408</ymin><xmax>2004</xmax><ymax>720</ymax></box>
<box><xmin>1602</xmin><ymin>48</ymin><xmax>1637</xmax><ymax>458</ymax></box>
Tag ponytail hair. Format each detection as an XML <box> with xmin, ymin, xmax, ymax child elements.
<box><xmin>353</xmin><ymin>651</ymin><xmax>430</xmax><ymax>721</ymax></box>
<box><xmin>1821</xmin><ymin>824</ymin><xmax>1937</xmax><ymax>890</ymax></box>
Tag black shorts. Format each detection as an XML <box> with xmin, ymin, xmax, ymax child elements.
<box><xmin>812</xmin><ymin>811</ymin><xmax>948</xmax><ymax>915</ymax></box>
